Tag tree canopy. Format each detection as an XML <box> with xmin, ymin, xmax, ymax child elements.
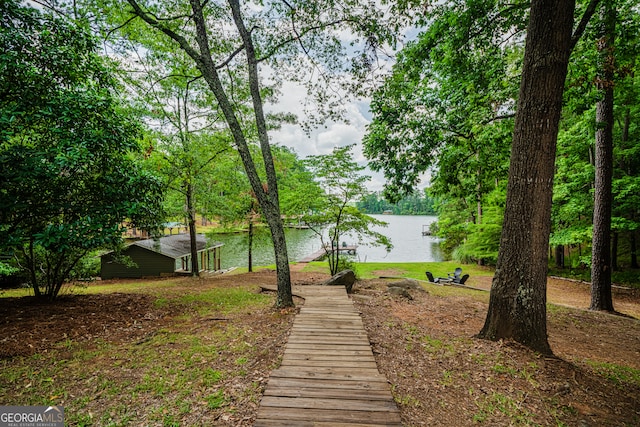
<box><xmin>303</xmin><ymin>145</ymin><xmax>392</xmax><ymax>276</ymax></box>
<box><xmin>0</xmin><ymin>1</ymin><xmax>164</xmax><ymax>299</ymax></box>
<box><xmin>363</xmin><ymin>0</ymin><xmax>636</xmax><ymax>353</ymax></box>
<box><xmin>76</xmin><ymin>0</ymin><xmax>395</xmax><ymax>307</ymax></box>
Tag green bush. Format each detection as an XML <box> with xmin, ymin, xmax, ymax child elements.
<box><xmin>336</xmin><ymin>256</ymin><xmax>359</xmax><ymax>279</ymax></box>
<box><xmin>68</xmin><ymin>251</ymin><xmax>102</xmax><ymax>281</ymax></box>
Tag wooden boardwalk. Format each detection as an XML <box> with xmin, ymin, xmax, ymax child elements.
<box><xmin>254</xmin><ymin>286</ymin><xmax>402</xmax><ymax>426</ymax></box>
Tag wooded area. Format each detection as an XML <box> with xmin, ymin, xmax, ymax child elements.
<box><xmin>1</xmin><ymin>0</ymin><xmax>639</xmax><ymax>355</ymax></box>
<box><xmin>364</xmin><ymin>0</ymin><xmax>639</xmax><ymax>352</ymax></box>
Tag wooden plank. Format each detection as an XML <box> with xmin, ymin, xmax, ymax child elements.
<box><xmin>260</xmin><ymin>396</ymin><xmax>398</xmax><ymax>412</ymax></box>
<box><xmin>286</xmin><ymin>343</ymin><xmax>372</xmax><ymax>350</ymax></box>
<box><xmin>255</xmin><ymin>407</ymin><xmax>402</xmax><ymax>425</ymax></box>
<box><xmin>280</xmin><ymin>359</ymin><xmax>379</xmax><ymax>369</ymax></box>
<box><xmin>265</xmin><ymin>377</ymin><xmax>394</xmax><ymax>391</ymax></box>
<box><xmin>263</xmin><ymin>386</ymin><xmax>393</xmax><ymax>400</ymax></box>
<box><xmin>283</xmin><ymin>354</ymin><xmax>375</xmax><ymax>362</ymax></box>
<box><xmin>269</xmin><ymin>369</ymin><xmax>387</xmax><ymax>382</ymax></box>
<box><xmin>271</xmin><ymin>366</ymin><xmax>385</xmax><ymax>375</ymax></box>
<box><xmin>287</xmin><ymin>337</ymin><xmax>371</xmax><ymax>345</ymax></box>
<box><xmin>254</xmin><ymin>420</ymin><xmax>397</xmax><ymax>427</ymax></box>
<box><xmin>290</xmin><ymin>328</ymin><xmax>365</xmax><ymax>334</ymax></box>
<box><xmin>255</xmin><ymin>286</ymin><xmax>401</xmax><ymax>426</ymax></box>
<box><xmin>284</xmin><ymin>348</ymin><xmax>373</xmax><ymax>356</ymax></box>
<box><xmin>290</xmin><ymin>328</ymin><xmax>368</xmax><ymax>335</ymax></box>
<box><xmin>289</xmin><ymin>334</ymin><xmax>369</xmax><ymax>341</ymax></box>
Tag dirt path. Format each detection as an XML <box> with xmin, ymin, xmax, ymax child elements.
<box><xmin>468</xmin><ymin>275</ymin><xmax>640</xmax><ymax>318</ymax></box>
<box><xmin>2</xmin><ymin>270</ymin><xmax>639</xmax><ymax>426</ymax></box>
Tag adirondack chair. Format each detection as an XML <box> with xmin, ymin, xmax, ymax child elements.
<box><xmin>448</xmin><ymin>267</ymin><xmax>463</xmax><ymax>281</ymax></box>
<box><xmin>454</xmin><ymin>274</ymin><xmax>469</xmax><ymax>285</ymax></box>
<box><xmin>426</xmin><ymin>271</ymin><xmax>452</xmax><ymax>284</ymax></box>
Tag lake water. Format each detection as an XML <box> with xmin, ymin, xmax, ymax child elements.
<box><xmin>209</xmin><ymin>215</ymin><xmax>443</xmax><ymax>269</ymax></box>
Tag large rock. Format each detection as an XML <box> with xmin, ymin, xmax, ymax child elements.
<box><xmin>387</xmin><ymin>286</ymin><xmax>413</xmax><ymax>300</ymax></box>
<box><xmin>385</xmin><ymin>279</ymin><xmax>426</xmax><ymax>292</ymax></box>
<box><xmin>323</xmin><ymin>269</ymin><xmax>356</xmax><ymax>293</ymax></box>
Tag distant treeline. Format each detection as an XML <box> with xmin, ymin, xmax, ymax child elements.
<box><xmin>357</xmin><ymin>192</ymin><xmax>436</xmax><ymax>215</ymax></box>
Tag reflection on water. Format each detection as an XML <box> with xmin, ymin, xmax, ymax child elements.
<box><xmin>208</xmin><ymin>215</ymin><xmax>442</xmax><ymax>269</ymax></box>
<box><xmin>354</xmin><ymin>215</ymin><xmax>443</xmax><ymax>263</ymax></box>
<box><xmin>209</xmin><ymin>227</ymin><xmax>322</xmax><ymax>270</ymax></box>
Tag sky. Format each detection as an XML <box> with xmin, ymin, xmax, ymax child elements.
<box><xmin>265</xmin><ymin>26</ymin><xmax>425</xmax><ymax>194</ymax></box>
<box><xmin>266</xmin><ymin>79</ymin><xmax>391</xmax><ymax>191</ymax></box>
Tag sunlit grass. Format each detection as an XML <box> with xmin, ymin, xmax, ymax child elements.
<box><xmin>0</xmin><ymin>282</ymin><xmax>281</xmax><ymax>426</ymax></box>
<box><xmin>586</xmin><ymin>361</ymin><xmax>640</xmax><ymax>387</ymax></box>
<box><xmin>353</xmin><ymin>261</ymin><xmax>494</xmax><ymax>281</ymax></box>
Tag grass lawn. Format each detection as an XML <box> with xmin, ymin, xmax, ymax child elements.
<box><xmin>0</xmin><ymin>274</ymin><xmax>295</xmax><ymax>426</ymax></box>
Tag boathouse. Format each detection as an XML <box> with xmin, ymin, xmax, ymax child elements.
<box><xmin>101</xmin><ymin>234</ymin><xmax>223</xmax><ymax>279</ymax></box>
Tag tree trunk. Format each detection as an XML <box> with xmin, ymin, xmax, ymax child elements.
<box><xmin>611</xmin><ymin>232</ymin><xmax>618</xmax><ymax>270</ymax></box>
<box><xmin>248</xmin><ymin>217</ymin><xmax>253</xmax><ymax>273</ymax></box>
<box><xmin>262</xmin><ymin>206</ymin><xmax>293</xmax><ymax>307</ymax></box>
<box><xmin>631</xmin><ymin>231</ymin><xmax>639</xmax><ymax>269</ymax></box>
<box><xmin>227</xmin><ymin>0</ymin><xmax>293</xmax><ymax>307</ymax></box>
<box><xmin>130</xmin><ymin>0</ymin><xmax>295</xmax><ymax>306</ymax></box>
<box><xmin>26</xmin><ymin>238</ymin><xmax>41</xmax><ymax>298</ymax></box>
<box><xmin>331</xmin><ymin>238</ymin><xmax>340</xmax><ymax>276</ymax></box>
<box><xmin>126</xmin><ymin>0</ymin><xmax>294</xmax><ymax>307</ymax></box>
<box><xmin>555</xmin><ymin>245</ymin><xmax>565</xmax><ymax>268</ymax></box>
<box><xmin>590</xmin><ymin>1</ymin><xmax>615</xmax><ymax>312</ymax></box>
<box><xmin>186</xmin><ymin>182</ymin><xmax>200</xmax><ymax>277</ymax></box>
<box><xmin>477</xmin><ymin>0</ymin><xmax>575</xmax><ymax>355</ymax></box>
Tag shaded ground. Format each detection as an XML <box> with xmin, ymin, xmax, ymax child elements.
<box><xmin>355</xmin><ymin>275</ymin><xmax>640</xmax><ymax>426</ymax></box>
<box><xmin>1</xmin><ymin>270</ymin><xmax>639</xmax><ymax>426</ymax></box>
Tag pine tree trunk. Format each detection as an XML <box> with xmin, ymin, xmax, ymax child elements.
<box><xmin>555</xmin><ymin>245</ymin><xmax>565</xmax><ymax>268</ymax></box>
<box><xmin>590</xmin><ymin>2</ymin><xmax>615</xmax><ymax>312</ymax></box>
<box><xmin>477</xmin><ymin>0</ymin><xmax>575</xmax><ymax>355</ymax></box>
<box><xmin>248</xmin><ymin>218</ymin><xmax>253</xmax><ymax>273</ymax></box>
<box><xmin>186</xmin><ymin>182</ymin><xmax>200</xmax><ymax>277</ymax></box>
<box><xmin>631</xmin><ymin>231</ymin><xmax>639</xmax><ymax>269</ymax></box>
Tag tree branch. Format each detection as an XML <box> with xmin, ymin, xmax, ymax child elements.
<box><xmin>105</xmin><ymin>15</ymin><xmax>138</xmax><ymax>41</ymax></box>
<box><xmin>215</xmin><ymin>43</ymin><xmax>246</xmax><ymax>69</ymax></box>
<box><xmin>126</xmin><ymin>0</ymin><xmax>204</xmax><ymax>68</ymax></box>
<box><xmin>228</xmin><ymin>0</ymin><xmax>279</xmax><ymax>207</ymax></box>
<box><xmin>570</xmin><ymin>0</ymin><xmax>601</xmax><ymax>51</ymax></box>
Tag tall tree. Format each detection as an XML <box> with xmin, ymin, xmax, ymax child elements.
<box><xmin>87</xmin><ymin>0</ymin><xmax>391</xmax><ymax>308</ymax></box>
<box><xmin>363</xmin><ymin>0</ymin><xmax>521</xmax><ymax>262</ymax></box>
<box><xmin>303</xmin><ymin>145</ymin><xmax>392</xmax><ymax>275</ymax></box>
<box><xmin>0</xmin><ymin>1</ymin><xmax>164</xmax><ymax>299</ymax></box>
<box><xmin>477</xmin><ymin>0</ymin><xmax>599</xmax><ymax>353</ymax></box>
<box><xmin>129</xmin><ymin>48</ymin><xmax>231</xmax><ymax>277</ymax></box>
<box><xmin>590</xmin><ymin>1</ymin><xmax>616</xmax><ymax>311</ymax></box>
<box><xmin>126</xmin><ymin>0</ymin><xmax>293</xmax><ymax>306</ymax></box>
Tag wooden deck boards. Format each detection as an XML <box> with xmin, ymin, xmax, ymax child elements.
<box><xmin>254</xmin><ymin>286</ymin><xmax>402</xmax><ymax>426</ymax></box>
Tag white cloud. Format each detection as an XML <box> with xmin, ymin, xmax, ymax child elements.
<box><xmin>261</xmin><ymin>10</ymin><xmax>418</xmax><ymax>193</ymax></box>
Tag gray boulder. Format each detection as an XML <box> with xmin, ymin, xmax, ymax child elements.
<box><xmin>387</xmin><ymin>286</ymin><xmax>413</xmax><ymax>300</ymax></box>
<box><xmin>323</xmin><ymin>269</ymin><xmax>356</xmax><ymax>293</ymax></box>
<box><xmin>386</xmin><ymin>279</ymin><xmax>425</xmax><ymax>292</ymax></box>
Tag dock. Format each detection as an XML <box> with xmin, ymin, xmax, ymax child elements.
<box><xmin>297</xmin><ymin>244</ymin><xmax>358</xmax><ymax>263</ymax></box>
<box><xmin>254</xmin><ymin>286</ymin><xmax>402</xmax><ymax>426</ymax></box>
<box><xmin>298</xmin><ymin>248</ymin><xmax>327</xmax><ymax>263</ymax></box>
